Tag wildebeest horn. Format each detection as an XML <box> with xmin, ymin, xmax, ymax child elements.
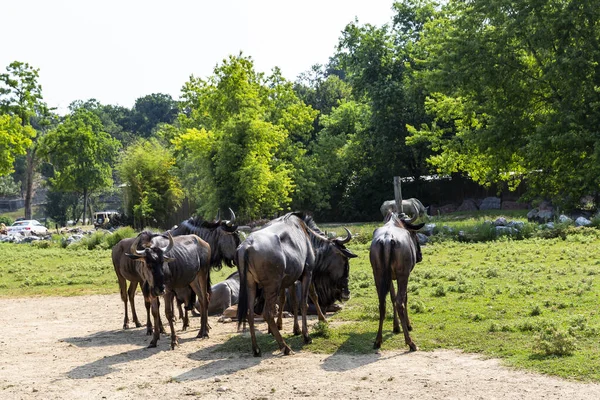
<box><xmin>335</xmin><ymin>227</ymin><xmax>352</xmax><ymax>245</ymax></box>
<box><xmin>215</xmin><ymin>209</ymin><xmax>221</xmax><ymax>221</ymax></box>
<box><xmin>161</xmin><ymin>231</ymin><xmax>174</xmax><ymax>253</ymax></box>
<box><xmin>130</xmin><ymin>234</ymin><xmax>145</xmax><ymax>256</ymax></box>
<box><xmin>228</xmin><ymin>208</ymin><xmax>236</xmax><ymax>223</ymax></box>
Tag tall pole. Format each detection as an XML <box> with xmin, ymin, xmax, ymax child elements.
<box><xmin>394</xmin><ymin>176</ymin><xmax>404</xmax><ymax>215</ymax></box>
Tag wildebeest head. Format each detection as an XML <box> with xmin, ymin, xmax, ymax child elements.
<box><xmin>126</xmin><ymin>231</ymin><xmax>175</xmax><ymax>297</ymax></box>
<box><xmin>312</xmin><ymin>227</ymin><xmax>358</xmax><ymax>305</ymax></box>
<box><xmin>171</xmin><ymin>208</ymin><xmax>240</xmax><ymax>268</ymax></box>
<box><xmin>385</xmin><ymin>212</ymin><xmax>425</xmax><ymax>263</ymax></box>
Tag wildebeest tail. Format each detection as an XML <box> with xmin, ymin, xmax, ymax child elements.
<box><xmin>236</xmin><ymin>249</ymin><xmax>250</xmax><ymax>329</ymax></box>
<box><xmin>377</xmin><ymin>239</ymin><xmax>393</xmax><ymax>301</ymax></box>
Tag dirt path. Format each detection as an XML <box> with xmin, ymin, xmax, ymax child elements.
<box><xmin>1</xmin><ymin>294</ymin><xmax>600</xmax><ymax>399</ymax></box>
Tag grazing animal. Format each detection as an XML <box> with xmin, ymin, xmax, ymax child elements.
<box><xmin>380</xmin><ymin>198</ymin><xmax>427</xmax><ymax>221</ymax></box>
<box><xmin>126</xmin><ymin>231</ymin><xmax>211</xmax><ymax>349</ymax></box>
<box><xmin>236</xmin><ymin>212</ymin><xmax>356</xmax><ymax>356</ymax></box>
<box><xmin>370</xmin><ymin>212</ymin><xmax>424</xmax><ymax>351</ymax></box>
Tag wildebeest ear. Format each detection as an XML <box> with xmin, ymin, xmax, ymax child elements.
<box><xmin>341</xmin><ymin>248</ymin><xmax>358</xmax><ymax>259</ymax></box>
<box><xmin>125</xmin><ymin>252</ymin><xmax>144</xmax><ymax>260</ymax></box>
<box><xmin>165</xmin><ymin>256</ymin><xmax>176</xmax><ymax>263</ymax></box>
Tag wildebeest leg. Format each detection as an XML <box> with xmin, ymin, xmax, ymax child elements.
<box><xmin>389</xmin><ymin>282</ymin><xmax>401</xmax><ymax>334</ymax></box>
<box><xmin>246</xmin><ymin>281</ymin><xmax>261</xmax><ymax>357</ymax></box>
<box><xmin>263</xmin><ymin>287</ymin><xmax>293</xmax><ymax>355</ymax></box>
<box><xmin>148</xmin><ymin>297</ymin><xmax>161</xmax><ymax>348</ymax></box>
<box><xmin>127</xmin><ymin>281</ymin><xmax>142</xmax><ymax>328</ymax></box>
<box><xmin>288</xmin><ymin>285</ymin><xmax>301</xmax><ymax>336</ymax></box>
<box><xmin>164</xmin><ymin>291</ymin><xmax>178</xmax><ymax>350</ymax></box>
<box><xmin>374</xmin><ymin>278</ymin><xmax>388</xmax><ymax>350</ymax></box>
<box><xmin>299</xmin><ymin>272</ymin><xmax>312</xmax><ymax>344</ymax></box>
<box><xmin>275</xmin><ymin>289</ymin><xmax>286</xmax><ymax>331</ymax></box>
<box><xmin>117</xmin><ymin>274</ymin><xmax>132</xmax><ymax>329</ymax></box>
<box><xmin>190</xmin><ymin>269</ymin><xmax>210</xmax><ymax>339</ymax></box>
<box><xmin>308</xmin><ymin>283</ymin><xmax>326</xmax><ymax>322</ymax></box>
<box><xmin>404</xmin><ymin>291</ymin><xmax>412</xmax><ymax>331</ymax></box>
<box><xmin>396</xmin><ymin>275</ymin><xmax>417</xmax><ymax>351</ymax></box>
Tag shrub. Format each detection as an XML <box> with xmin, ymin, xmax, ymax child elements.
<box><xmin>534</xmin><ymin>326</ymin><xmax>577</xmax><ymax>356</ymax></box>
<box><xmin>0</xmin><ymin>216</ymin><xmax>14</xmax><ymax>226</ymax></box>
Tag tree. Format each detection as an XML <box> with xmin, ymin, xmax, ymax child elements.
<box><xmin>175</xmin><ymin>54</ymin><xmax>316</xmax><ymax>220</ymax></box>
<box><xmin>408</xmin><ymin>0</ymin><xmax>600</xmax><ymax>209</ymax></box>
<box><xmin>116</xmin><ymin>139</ymin><xmax>183</xmax><ymax>229</ymax></box>
<box><xmin>0</xmin><ymin>61</ymin><xmax>48</xmax><ymax>219</ymax></box>
<box><xmin>40</xmin><ymin>109</ymin><xmax>121</xmax><ymax>225</ymax></box>
<box><xmin>0</xmin><ymin>114</ymin><xmax>35</xmax><ymax>175</ymax></box>
<box><xmin>130</xmin><ymin>93</ymin><xmax>178</xmax><ymax>137</ymax></box>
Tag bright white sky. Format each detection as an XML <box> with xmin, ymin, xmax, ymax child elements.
<box><xmin>2</xmin><ymin>0</ymin><xmax>395</xmax><ymax>114</ymax></box>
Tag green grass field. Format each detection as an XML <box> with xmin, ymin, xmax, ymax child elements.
<box><xmin>1</xmin><ymin>214</ymin><xmax>600</xmax><ymax>381</ymax></box>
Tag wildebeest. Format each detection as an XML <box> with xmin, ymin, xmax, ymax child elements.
<box><xmin>370</xmin><ymin>212</ymin><xmax>424</xmax><ymax>351</ymax></box>
<box><xmin>112</xmin><ymin>231</ymin><xmax>163</xmax><ymax>334</ymax></box>
<box><xmin>112</xmin><ymin>211</ymin><xmax>240</xmax><ymax>334</ymax></box>
<box><xmin>380</xmin><ymin>198</ymin><xmax>427</xmax><ymax>221</ymax></box>
<box><xmin>236</xmin><ymin>212</ymin><xmax>356</xmax><ymax>356</ymax></box>
<box><xmin>126</xmin><ymin>231</ymin><xmax>211</xmax><ymax>349</ymax></box>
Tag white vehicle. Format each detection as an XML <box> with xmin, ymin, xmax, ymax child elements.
<box><xmin>7</xmin><ymin>220</ymin><xmax>49</xmax><ymax>236</ymax></box>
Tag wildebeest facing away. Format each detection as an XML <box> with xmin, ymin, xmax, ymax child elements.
<box><xmin>236</xmin><ymin>212</ymin><xmax>356</xmax><ymax>356</ymax></box>
<box><xmin>380</xmin><ymin>198</ymin><xmax>427</xmax><ymax>221</ymax></box>
<box><xmin>370</xmin><ymin>212</ymin><xmax>424</xmax><ymax>351</ymax></box>
<box><xmin>126</xmin><ymin>231</ymin><xmax>211</xmax><ymax>349</ymax></box>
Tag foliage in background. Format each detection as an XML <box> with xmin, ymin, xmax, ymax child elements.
<box><xmin>408</xmin><ymin>0</ymin><xmax>600</xmax><ymax>210</ymax></box>
<box><xmin>174</xmin><ymin>54</ymin><xmax>316</xmax><ymax>220</ymax></box>
<box><xmin>0</xmin><ymin>174</ymin><xmax>21</xmax><ymax>197</ymax></box>
<box><xmin>116</xmin><ymin>138</ymin><xmax>183</xmax><ymax>229</ymax></box>
<box><xmin>0</xmin><ymin>115</ymin><xmax>35</xmax><ymax>175</ymax></box>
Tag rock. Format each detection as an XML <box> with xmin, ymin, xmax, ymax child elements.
<box><xmin>480</xmin><ymin>197</ymin><xmax>501</xmax><ymax>210</ymax></box>
<box><xmin>495</xmin><ymin>226</ymin><xmax>517</xmax><ymax>235</ymax></box>
<box><xmin>536</xmin><ymin>210</ymin><xmax>554</xmax><ymax>223</ymax></box>
<box><xmin>527</xmin><ymin>208</ymin><xmax>539</xmax><ymax>221</ymax></box>
<box><xmin>416</xmin><ymin>233</ymin><xmax>429</xmax><ymax>245</ymax></box>
<box><xmin>421</xmin><ymin>223</ymin><xmax>436</xmax><ymax>236</ymax></box>
<box><xmin>507</xmin><ymin>221</ymin><xmax>525</xmax><ymax>230</ymax></box>
<box><xmin>575</xmin><ymin>217</ymin><xmax>592</xmax><ymax>227</ymax></box>
<box><xmin>456</xmin><ymin>199</ymin><xmax>479</xmax><ymax>212</ymax></box>
<box><xmin>216</xmin><ymin>386</ymin><xmax>228</xmax><ymax>393</ymax></box>
<box><xmin>493</xmin><ymin>217</ymin><xmax>508</xmax><ymax>226</ymax></box>
<box><xmin>558</xmin><ymin>215</ymin><xmax>572</xmax><ymax>224</ymax></box>
<box><xmin>430</xmin><ymin>204</ymin><xmax>457</xmax><ymax>216</ymax></box>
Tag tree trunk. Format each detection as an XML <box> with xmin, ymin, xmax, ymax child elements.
<box><xmin>24</xmin><ymin>146</ymin><xmax>37</xmax><ymax>220</ymax></box>
<box><xmin>82</xmin><ymin>187</ymin><xmax>88</xmax><ymax>226</ymax></box>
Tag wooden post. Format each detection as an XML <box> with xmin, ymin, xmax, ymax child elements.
<box><xmin>393</xmin><ymin>176</ymin><xmax>404</xmax><ymax>215</ymax></box>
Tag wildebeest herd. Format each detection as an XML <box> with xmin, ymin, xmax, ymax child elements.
<box><xmin>112</xmin><ymin>204</ymin><xmax>425</xmax><ymax>355</ymax></box>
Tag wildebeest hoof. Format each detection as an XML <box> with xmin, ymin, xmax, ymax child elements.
<box><xmin>293</xmin><ymin>328</ymin><xmax>301</xmax><ymax>336</ymax></box>
<box><xmin>146</xmin><ymin>329</ymin><xmax>153</xmax><ymax>336</ymax></box>
<box><xmin>408</xmin><ymin>343</ymin><xmax>418</xmax><ymax>352</ymax></box>
<box><xmin>135</xmin><ymin>321</ymin><xmax>142</xmax><ymax>328</ymax></box>
<box><xmin>373</xmin><ymin>341</ymin><xmax>381</xmax><ymax>350</ymax></box>
<box><xmin>303</xmin><ymin>335</ymin><xmax>312</xmax><ymax>344</ymax></box>
<box><xmin>283</xmin><ymin>346</ymin><xmax>294</xmax><ymax>356</ymax></box>
<box><xmin>407</xmin><ymin>325</ymin><xmax>413</xmax><ymax>332</ymax></box>
<box><xmin>123</xmin><ymin>323</ymin><xmax>129</xmax><ymax>330</ymax></box>
<box><xmin>148</xmin><ymin>342</ymin><xmax>157</xmax><ymax>348</ymax></box>
<box><xmin>253</xmin><ymin>348</ymin><xmax>262</xmax><ymax>357</ymax></box>
<box><xmin>393</xmin><ymin>327</ymin><xmax>401</xmax><ymax>334</ymax></box>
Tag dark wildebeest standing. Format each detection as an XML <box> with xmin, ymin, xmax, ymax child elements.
<box><xmin>370</xmin><ymin>212</ymin><xmax>424</xmax><ymax>351</ymax></box>
<box><xmin>112</xmin><ymin>211</ymin><xmax>240</xmax><ymax>333</ymax></box>
<box><xmin>126</xmin><ymin>231</ymin><xmax>211</xmax><ymax>349</ymax></box>
<box><xmin>112</xmin><ymin>231</ymin><xmax>163</xmax><ymax>333</ymax></box>
<box><xmin>236</xmin><ymin>212</ymin><xmax>356</xmax><ymax>356</ymax></box>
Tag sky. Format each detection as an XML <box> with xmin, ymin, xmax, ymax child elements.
<box><xmin>2</xmin><ymin>0</ymin><xmax>396</xmax><ymax>114</ymax></box>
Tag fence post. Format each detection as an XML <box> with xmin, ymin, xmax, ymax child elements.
<box><xmin>394</xmin><ymin>176</ymin><xmax>404</xmax><ymax>215</ymax></box>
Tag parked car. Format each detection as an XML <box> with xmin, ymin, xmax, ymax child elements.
<box><xmin>7</xmin><ymin>220</ymin><xmax>49</xmax><ymax>236</ymax></box>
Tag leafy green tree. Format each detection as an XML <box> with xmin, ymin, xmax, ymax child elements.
<box><xmin>116</xmin><ymin>139</ymin><xmax>183</xmax><ymax>228</ymax></box>
<box><xmin>0</xmin><ymin>61</ymin><xmax>49</xmax><ymax>219</ymax></box>
<box><xmin>0</xmin><ymin>114</ymin><xmax>35</xmax><ymax>175</ymax></box>
<box><xmin>40</xmin><ymin>109</ymin><xmax>121</xmax><ymax>225</ymax></box>
<box><xmin>0</xmin><ymin>174</ymin><xmax>21</xmax><ymax>197</ymax></box>
<box><xmin>175</xmin><ymin>54</ymin><xmax>316</xmax><ymax>220</ymax></box>
<box><xmin>130</xmin><ymin>93</ymin><xmax>178</xmax><ymax>137</ymax></box>
<box><xmin>408</xmin><ymin>0</ymin><xmax>600</xmax><ymax>208</ymax></box>
<box><xmin>69</xmin><ymin>99</ymin><xmax>135</xmax><ymax>145</ymax></box>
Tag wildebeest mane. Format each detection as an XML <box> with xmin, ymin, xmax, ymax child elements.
<box><xmin>171</xmin><ymin>217</ymin><xmax>240</xmax><ymax>269</ymax></box>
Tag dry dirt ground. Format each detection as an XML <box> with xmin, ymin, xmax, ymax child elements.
<box><xmin>2</xmin><ymin>294</ymin><xmax>600</xmax><ymax>400</ymax></box>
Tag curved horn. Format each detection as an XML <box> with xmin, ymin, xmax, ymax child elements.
<box><xmin>335</xmin><ymin>227</ymin><xmax>352</xmax><ymax>245</ymax></box>
<box><xmin>160</xmin><ymin>230</ymin><xmax>174</xmax><ymax>254</ymax></box>
<box><xmin>228</xmin><ymin>208</ymin><xmax>236</xmax><ymax>223</ymax></box>
<box><xmin>130</xmin><ymin>234</ymin><xmax>145</xmax><ymax>256</ymax></box>
<box><xmin>215</xmin><ymin>209</ymin><xmax>221</xmax><ymax>221</ymax></box>
<box><xmin>405</xmin><ymin>212</ymin><xmax>418</xmax><ymax>224</ymax></box>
